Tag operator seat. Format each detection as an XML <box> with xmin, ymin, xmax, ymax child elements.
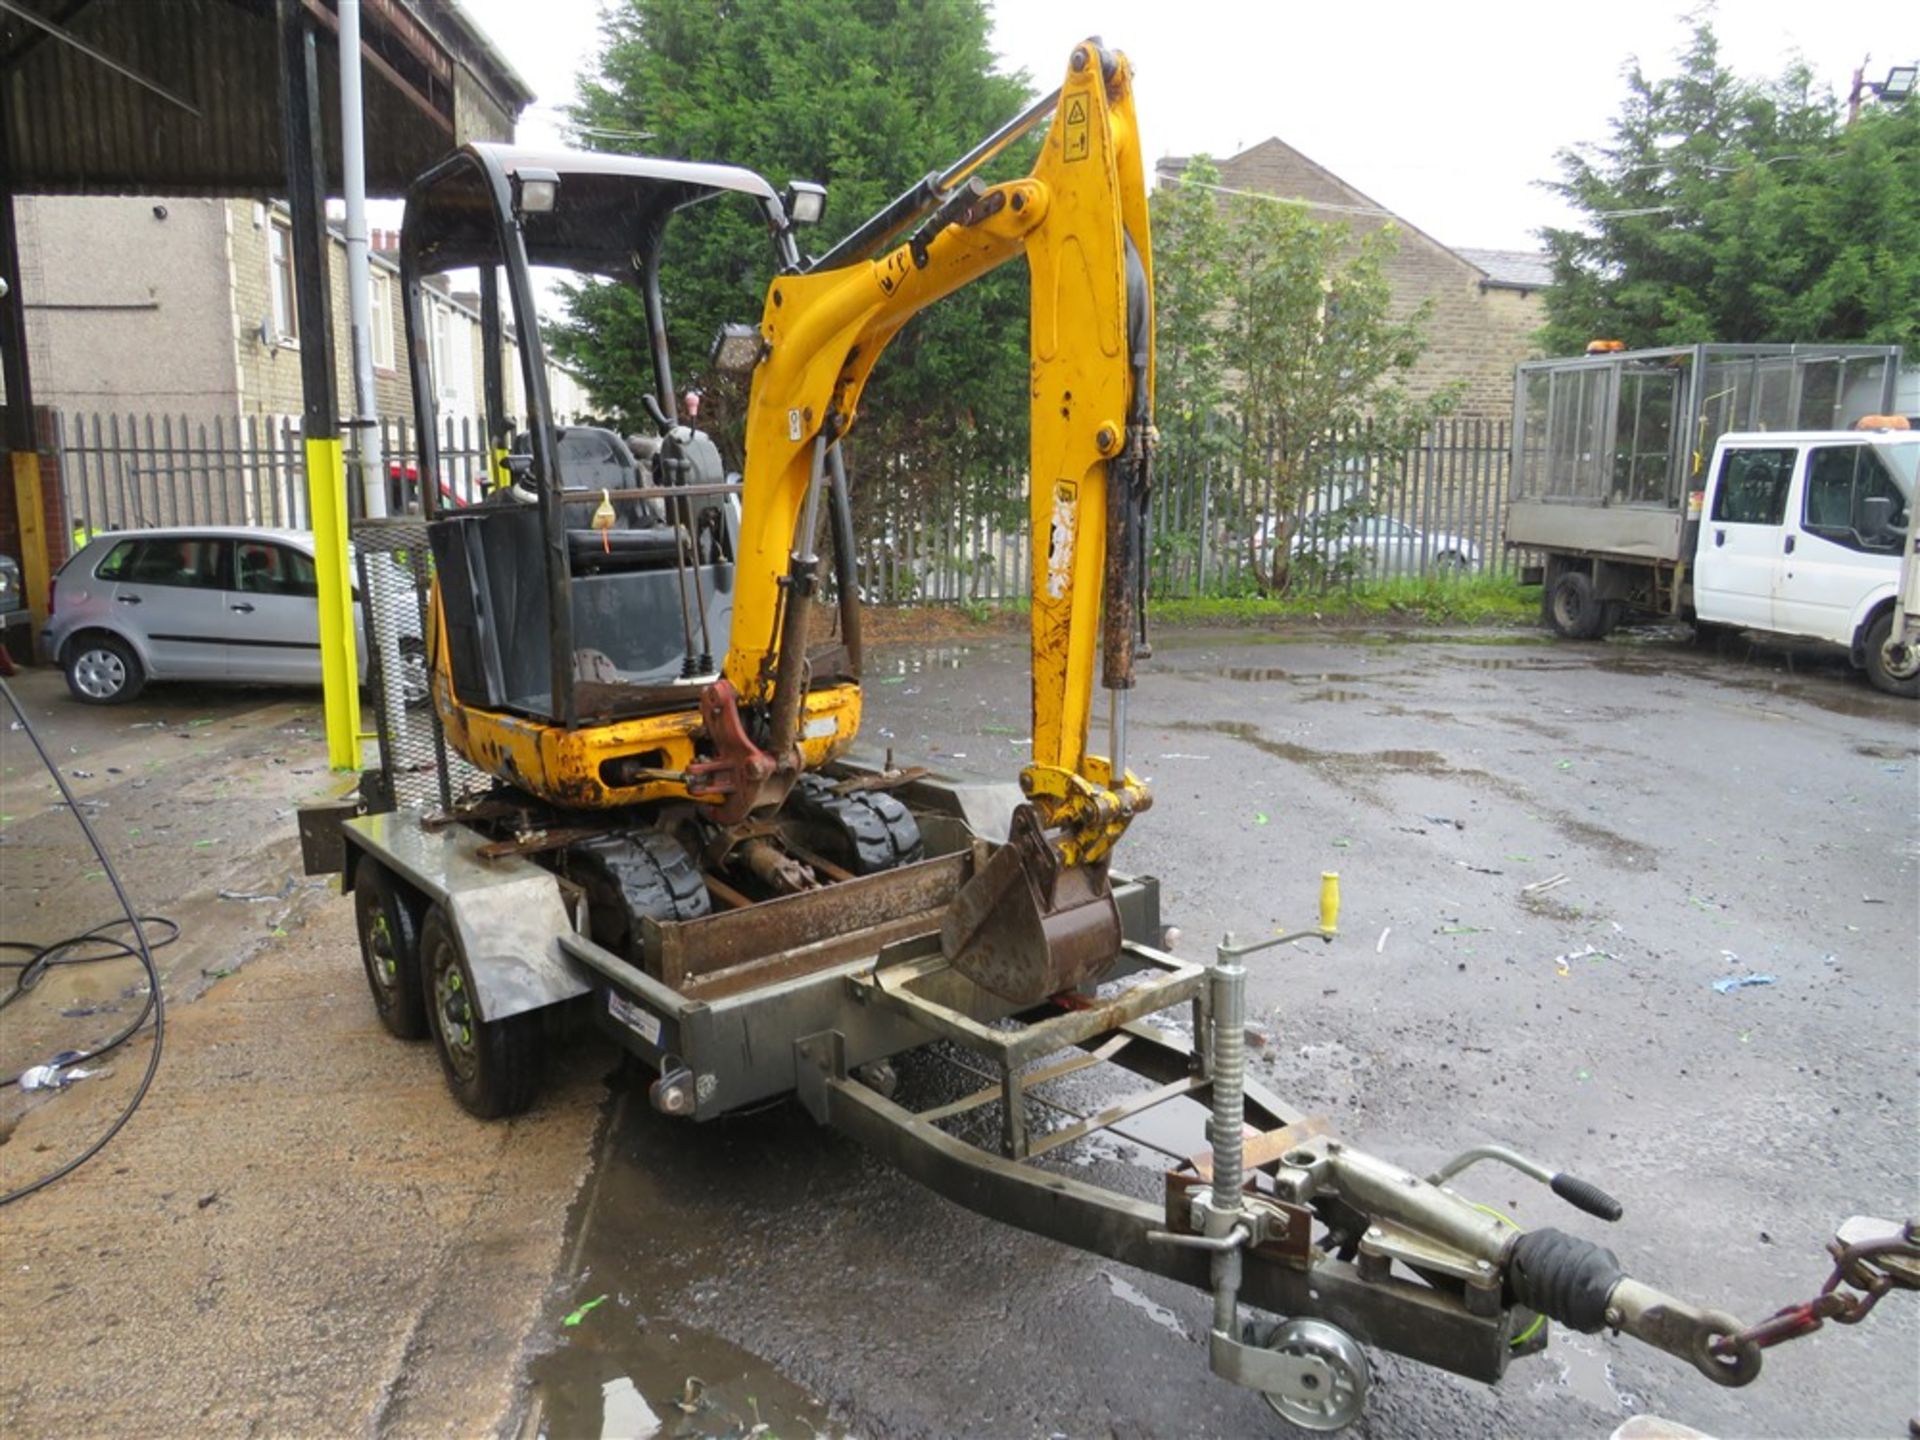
<box><xmin>541</xmin><ymin>426</ymin><xmax>686</xmax><ymax>574</ymax></box>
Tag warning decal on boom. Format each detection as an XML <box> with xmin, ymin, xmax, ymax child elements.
<box><xmin>1063</xmin><ymin>96</ymin><xmax>1090</xmax><ymax>163</ymax></box>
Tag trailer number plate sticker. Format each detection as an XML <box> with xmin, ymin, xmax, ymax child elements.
<box><xmin>607</xmin><ymin>991</ymin><xmax>663</xmax><ymax>1046</ymax></box>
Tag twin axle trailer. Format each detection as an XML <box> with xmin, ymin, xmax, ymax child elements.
<box><xmin>298</xmin><ymin>649</ymin><xmax>1817</xmax><ymax>1429</ymax></box>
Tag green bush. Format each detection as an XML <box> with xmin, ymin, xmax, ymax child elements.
<box><xmin>1151</xmin><ymin>574</ymin><xmax>1540</xmax><ymax>627</ymax></box>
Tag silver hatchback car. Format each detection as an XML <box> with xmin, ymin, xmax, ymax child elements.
<box><xmin>43</xmin><ymin>527</ymin><xmax>423</xmax><ymax>705</ymax></box>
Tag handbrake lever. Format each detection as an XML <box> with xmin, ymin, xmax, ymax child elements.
<box><xmin>1429</xmin><ymin>1143</ymin><xmax>1625</xmax><ymax>1223</ymax></box>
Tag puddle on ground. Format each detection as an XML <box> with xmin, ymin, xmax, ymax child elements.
<box><xmin>528</xmin><ymin>1287</ymin><xmax>833</xmax><ymax>1440</ymax></box>
<box><xmin>1854</xmin><ymin>742</ymin><xmax>1919</xmax><ymax>760</ymax></box>
<box><xmin>1208</xmin><ymin>666</ymin><xmax>1369</xmax><ymax>684</ymax></box>
<box><xmin>1444</xmin><ymin>654</ymin><xmax>1588</xmax><ymax>672</ymax></box>
<box><xmin>528</xmin><ymin>1093</ymin><xmax>841</xmax><ymax>1440</ymax></box>
<box><xmin>1179</xmin><ymin>718</ymin><xmax>1655</xmax><ymax>866</ymax></box>
<box><xmin>1543</xmin><ymin>1331</ymin><xmax>1641</xmax><ymax>1415</ymax></box>
<box><xmin>1100</xmin><ymin>1272</ymin><xmax>1192</xmax><ymax>1341</ymax></box>
<box><xmin>531</xmin><ymin>1031</ymin><xmax>1224</xmax><ymax>1438</ymax></box>
<box><xmin>878</xmin><ymin>646</ymin><xmax>972</xmax><ymax>675</ymax></box>
<box><xmin>1171</xmin><ymin>720</ymin><xmax>1451</xmax><ymax>780</ymax></box>
<box><xmin>1147</xmin><ymin>628</ymin><xmax>1540</xmax><ymax>652</ymax></box>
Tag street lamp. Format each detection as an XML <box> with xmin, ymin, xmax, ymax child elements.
<box><xmin>1873</xmin><ymin>64</ymin><xmax>1916</xmax><ymax>101</ymax></box>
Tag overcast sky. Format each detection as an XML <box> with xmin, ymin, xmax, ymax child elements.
<box><xmin>455</xmin><ymin>0</ymin><xmax>1910</xmax><ymax>250</ymax></box>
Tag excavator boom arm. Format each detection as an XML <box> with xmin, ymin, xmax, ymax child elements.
<box><xmin>729</xmin><ymin>41</ymin><xmax>1154</xmax><ymax>867</ymax></box>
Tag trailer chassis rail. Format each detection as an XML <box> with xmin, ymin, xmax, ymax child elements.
<box><xmin>789</xmin><ymin>926</ymin><xmax>1801</xmax><ymax>1424</ymax></box>
<box><xmin>793</xmin><ymin>1025</ymin><xmax>1516</xmax><ymax>1386</ymax></box>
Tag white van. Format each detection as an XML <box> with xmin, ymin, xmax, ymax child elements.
<box><xmin>1693</xmin><ymin>431</ymin><xmax>1917</xmax><ymax>695</ymax></box>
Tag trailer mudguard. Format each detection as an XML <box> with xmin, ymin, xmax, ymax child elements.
<box><xmin>341</xmin><ymin>809</ymin><xmax>590</xmax><ymax>1021</ymax></box>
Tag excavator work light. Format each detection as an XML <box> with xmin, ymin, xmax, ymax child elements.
<box><xmin>785</xmin><ymin>181</ymin><xmax>827</xmax><ymax>226</ymax></box>
<box><xmin>513</xmin><ymin>168</ymin><xmax>560</xmax><ymax>215</ymax></box>
<box><xmin>711</xmin><ymin>322</ymin><xmax>764</xmax><ymax>374</ymax></box>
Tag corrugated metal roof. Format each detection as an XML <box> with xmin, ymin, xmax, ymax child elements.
<box><xmin>0</xmin><ymin>0</ymin><xmax>530</xmax><ymax>198</ymax></box>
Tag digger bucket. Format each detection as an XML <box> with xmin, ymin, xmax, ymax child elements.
<box><xmin>941</xmin><ymin>802</ymin><xmax>1123</xmax><ymax>1005</ymax></box>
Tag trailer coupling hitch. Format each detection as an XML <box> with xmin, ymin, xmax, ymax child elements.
<box><xmin>1510</xmin><ymin>1213</ymin><xmax>1920</xmax><ymax>1386</ymax></box>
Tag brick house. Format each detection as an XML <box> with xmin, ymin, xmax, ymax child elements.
<box><xmin>1164</xmin><ymin>139</ymin><xmax>1550</xmax><ymax>420</ymax></box>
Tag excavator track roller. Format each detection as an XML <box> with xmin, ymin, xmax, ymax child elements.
<box><xmin>785</xmin><ymin>775</ymin><xmax>924</xmax><ymax>875</ymax></box>
<box><xmin>565</xmin><ymin>829</ymin><xmax>710</xmax><ymax>960</ymax></box>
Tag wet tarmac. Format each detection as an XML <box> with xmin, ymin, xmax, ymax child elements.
<box><xmin>1</xmin><ymin>669</ymin><xmax>604</xmax><ymax>1437</ymax></box>
<box><xmin>529</xmin><ymin>625</ymin><xmax>1918</xmax><ymax>1439</ymax></box>
<box><xmin>0</xmin><ymin>673</ymin><xmax>346</xmax><ymax>1141</ymax></box>
<box><xmin>4</xmin><ymin>625</ymin><xmax>1914</xmax><ymax>1438</ymax></box>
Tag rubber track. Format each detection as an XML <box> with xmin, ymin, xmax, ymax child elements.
<box><xmin>791</xmin><ymin>775</ymin><xmax>924</xmax><ymax>875</ymax></box>
<box><xmin>570</xmin><ymin>829</ymin><xmax>710</xmax><ymax>955</ymax></box>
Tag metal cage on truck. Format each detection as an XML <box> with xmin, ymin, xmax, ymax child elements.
<box><xmin>1507</xmin><ymin>343</ymin><xmax>1902</xmax><ymax>561</ymax></box>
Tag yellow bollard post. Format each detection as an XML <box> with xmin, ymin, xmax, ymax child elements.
<box><xmin>305</xmin><ymin>434</ymin><xmax>361</xmax><ymax>772</ymax></box>
<box><xmin>10</xmin><ymin>450</ymin><xmax>50</xmax><ymax>630</ymax></box>
<box><xmin>1319</xmin><ymin>871</ymin><xmax>1341</xmax><ymax>936</ymax></box>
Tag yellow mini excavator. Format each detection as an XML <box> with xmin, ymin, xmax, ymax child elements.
<box><xmin>311</xmin><ymin>41</ymin><xmax>1916</xmax><ymax>1423</ymax></box>
<box><xmin>404</xmin><ymin>38</ymin><xmax>1154</xmax><ymax>1008</ymax></box>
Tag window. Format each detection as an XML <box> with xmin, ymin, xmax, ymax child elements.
<box><xmin>370</xmin><ymin>271</ymin><xmax>395</xmax><ymax>370</ymax></box>
<box><xmin>1802</xmin><ymin>445</ymin><xmax>1909</xmax><ymax>554</ymax></box>
<box><xmin>431</xmin><ymin>303</ymin><xmax>454</xmax><ymax>395</ymax></box>
<box><xmin>235</xmin><ymin>541</ymin><xmax>318</xmax><ymax>597</ymax></box>
<box><xmin>1711</xmin><ymin>447</ymin><xmax>1796</xmax><ymax>526</ymax></box>
<box><xmin>268</xmin><ymin>218</ymin><xmax>297</xmax><ymax>341</ymax></box>
<box><xmin>109</xmin><ymin>538</ymin><xmax>229</xmax><ymax>589</ymax></box>
<box><xmin>95</xmin><ymin>540</ymin><xmax>138</xmax><ymax>580</ymax></box>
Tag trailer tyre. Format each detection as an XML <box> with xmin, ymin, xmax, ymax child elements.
<box><xmin>420</xmin><ymin>906</ymin><xmax>542</xmax><ymax>1118</ymax></box>
<box><xmin>352</xmin><ymin>861</ymin><xmax>429</xmax><ymax>1040</ymax></box>
<box><xmin>1546</xmin><ymin>572</ymin><xmax>1612</xmax><ymax>640</ymax></box>
<box><xmin>1862</xmin><ymin>612</ymin><xmax>1920</xmax><ymax>699</ymax></box>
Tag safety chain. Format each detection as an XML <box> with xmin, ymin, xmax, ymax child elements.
<box><xmin>1710</xmin><ymin>1219</ymin><xmax>1920</xmax><ymax>1357</ymax></box>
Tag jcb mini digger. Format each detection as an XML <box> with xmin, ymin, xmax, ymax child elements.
<box><xmin>301</xmin><ymin>39</ymin><xmax>1916</xmax><ymax>1432</ymax></box>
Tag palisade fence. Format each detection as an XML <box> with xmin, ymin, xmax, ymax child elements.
<box><xmin>53</xmin><ymin>411</ymin><xmax>497</xmax><ymax>536</ymax></box>
<box><xmin>845</xmin><ymin>417</ymin><xmax>1520</xmax><ymax>604</ymax></box>
<box><xmin>52</xmin><ymin>409</ymin><xmax>1518</xmax><ymax>604</ymax></box>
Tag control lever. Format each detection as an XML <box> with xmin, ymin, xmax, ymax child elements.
<box><xmin>1428</xmin><ymin>1144</ymin><xmax>1624</xmax><ymax>1222</ymax></box>
<box><xmin>1214</xmin><ymin>871</ymin><xmax>1342</xmax><ymax>962</ymax></box>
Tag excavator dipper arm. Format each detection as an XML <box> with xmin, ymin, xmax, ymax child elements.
<box><xmin>727</xmin><ymin>44</ymin><xmax>1154</xmax><ymax>1000</ymax></box>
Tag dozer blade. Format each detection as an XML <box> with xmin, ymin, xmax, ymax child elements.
<box><xmin>941</xmin><ymin>802</ymin><xmax>1122</xmax><ymax>1005</ymax></box>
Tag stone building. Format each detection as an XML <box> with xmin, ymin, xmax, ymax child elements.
<box><xmin>11</xmin><ymin>194</ymin><xmax>587</xmax><ymax>438</ymax></box>
<box><xmin>1165</xmin><ymin>139</ymin><xmax>1550</xmax><ymax>420</ymax></box>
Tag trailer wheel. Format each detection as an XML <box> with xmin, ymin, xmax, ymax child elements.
<box><xmin>1546</xmin><ymin>572</ymin><xmax>1612</xmax><ymax>640</ymax></box>
<box><xmin>1862</xmin><ymin>611</ymin><xmax>1919</xmax><ymax>699</ymax></box>
<box><xmin>352</xmin><ymin>860</ymin><xmax>429</xmax><ymax>1040</ymax></box>
<box><xmin>420</xmin><ymin>906</ymin><xmax>542</xmax><ymax>1118</ymax></box>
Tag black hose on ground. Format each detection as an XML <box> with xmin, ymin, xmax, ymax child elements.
<box><xmin>0</xmin><ymin>675</ymin><xmax>172</xmax><ymax>1205</ymax></box>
